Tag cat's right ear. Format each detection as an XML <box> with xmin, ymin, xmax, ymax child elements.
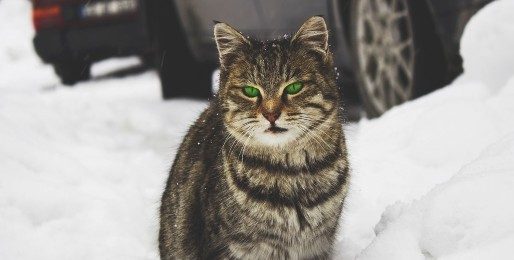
<box><xmin>214</xmin><ymin>22</ymin><xmax>250</xmax><ymax>69</ymax></box>
<box><xmin>291</xmin><ymin>16</ymin><xmax>329</xmax><ymax>59</ymax></box>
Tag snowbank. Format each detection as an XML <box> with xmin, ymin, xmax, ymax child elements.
<box><xmin>1</xmin><ymin>0</ymin><xmax>514</xmax><ymax>259</ymax></box>
<box><xmin>0</xmin><ymin>2</ymin><xmax>205</xmax><ymax>258</ymax></box>
<box><xmin>336</xmin><ymin>0</ymin><xmax>514</xmax><ymax>258</ymax></box>
<box><xmin>460</xmin><ymin>0</ymin><xmax>514</xmax><ymax>91</ymax></box>
<box><xmin>0</xmin><ymin>72</ymin><xmax>206</xmax><ymax>259</ymax></box>
<box><xmin>359</xmin><ymin>133</ymin><xmax>514</xmax><ymax>259</ymax></box>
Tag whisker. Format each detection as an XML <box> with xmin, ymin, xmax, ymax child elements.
<box><xmin>239</xmin><ymin>126</ymin><xmax>258</xmax><ymax>164</ymax></box>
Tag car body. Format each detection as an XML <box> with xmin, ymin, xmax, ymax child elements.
<box><xmin>176</xmin><ymin>0</ymin><xmax>490</xmax><ymax>70</ymax></box>
<box><xmin>171</xmin><ymin>0</ymin><xmax>493</xmax><ymax>116</ymax></box>
<box><xmin>31</xmin><ymin>0</ymin><xmax>494</xmax><ymax>117</ymax></box>
<box><xmin>32</xmin><ymin>0</ymin><xmax>152</xmax><ymax>84</ymax></box>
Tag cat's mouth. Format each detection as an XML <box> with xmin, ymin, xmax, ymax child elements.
<box><xmin>265</xmin><ymin>125</ymin><xmax>288</xmax><ymax>133</ymax></box>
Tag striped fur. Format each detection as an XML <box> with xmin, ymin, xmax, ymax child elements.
<box><xmin>159</xmin><ymin>17</ymin><xmax>349</xmax><ymax>260</ymax></box>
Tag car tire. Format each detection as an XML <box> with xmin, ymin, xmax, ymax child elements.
<box><xmin>53</xmin><ymin>60</ymin><xmax>91</xmax><ymax>86</ymax></box>
<box><xmin>349</xmin><ymin>0</ymin><xmax>446</xmax><ymax>118</ymax></box>
<box><xmin>150</xmin><ymin>0</ymin><xmax>215</xmax><ymax>99</ymax></box>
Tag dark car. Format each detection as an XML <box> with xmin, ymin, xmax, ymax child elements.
<box><xmin>32</xmin><ymin>0</ymin><xmax>493</xmax><ymax>117</ymax></box>
<box><xmin>32</xmin><ymin>0</ymin><xmax>154</xmax><ymax>85</ymax></box>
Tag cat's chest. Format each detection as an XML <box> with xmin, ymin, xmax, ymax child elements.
<box><xmin>226</xmin><ymin>204</ymin><xmax>337</xmax><ymax>259</ymax></box>
<box><xmin>225</xmin><ymin>162</ymin><xmax>345</xmax><ymax>231</ymax></box>
<box><xmin>221</xmin><ymin>148</ymin><xmax>348</xmax><ymax>232</ymax></box>
<box><xmin>219</xmin><ymin>154</ymin><xmax>348</xmax><ymax>258</ymax></box>
<box><xmin>258</xmin><ymin>193</ymin><xmax>341</xmax><ymax>233</ymax></box>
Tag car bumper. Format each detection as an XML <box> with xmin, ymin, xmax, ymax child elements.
<box><xmin>34</xmin><ymin>19</ymin><xmax>151</xmax><ymax>63</ymax></box>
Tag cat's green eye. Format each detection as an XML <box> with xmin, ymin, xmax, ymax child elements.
<box><xmin>242</xmin><ymin>86</ymin><xmax>260</xmax><ymax>98</ymax></box>
<box><xmin>284</xmin><ymin>82</ymin><xmax>303</xmax><ymax>95</ymax></box>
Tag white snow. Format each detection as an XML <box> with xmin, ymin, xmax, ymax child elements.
<box><xmin>336</xmin><ymin>0</ymin><xmax>514</xmax><ymax>259</ymax></box>
<box><xmin>1</xmin><ymin>0</ymin><xmax>513</xmax><ymax>259</ymax></box>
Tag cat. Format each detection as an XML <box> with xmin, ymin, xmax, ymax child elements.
<box><xmin>159</xmin><ymin>16</ymin><xmax>349</xmax><ymax>260</ymax></box>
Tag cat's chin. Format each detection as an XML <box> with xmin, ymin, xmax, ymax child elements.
<box><xmin>254</xmin><ymin>129</ymin><xmax>299</xmax><ymax>147</ymax></box>
<box><xmin>225</xmin><ymin>125</ymin><xmax>300</xmax><ymax>148</ymax></box>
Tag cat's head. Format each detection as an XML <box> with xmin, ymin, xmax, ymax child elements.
<box><xmin>214</xmin><ymin>16</ymin><xmax>341</xmax><ymax>148</ymax></box>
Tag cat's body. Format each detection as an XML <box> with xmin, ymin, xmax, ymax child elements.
<box><xmin>160</xmin><ymin>17</ymin><xmax>349</xmax><ymax>260</ymax></box>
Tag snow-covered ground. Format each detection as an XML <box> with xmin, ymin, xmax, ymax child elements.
<box><xmin>1</xmin><ymin>0</ymin><xmax>513</xmax><ymax>259</ymax></box>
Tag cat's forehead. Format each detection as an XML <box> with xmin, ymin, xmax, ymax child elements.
<box><xmin>246</xmin><ymin>38</ymin><xmax>296</xmax><ymax>89</ymax></box>
<box><xmin>254</xmin><ymin>38</ymin><xmax>289</xmax><ymax>51</ymax></box>
<box><xmin>250</xmin><ymin>39</ymin><xmax>289</xmax><ymax>61</ymax></box>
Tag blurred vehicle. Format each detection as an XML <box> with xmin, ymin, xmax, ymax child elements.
<box><xmin>167</xmin><ymin>0</ymin><xmax>494</xmax><ymax>117</ymax></box>
<box><xmin>32</xmin><ymin>0</ymin><xmax>493</xmax><ymax>117</ymax></box>
<box><xmin>31</xmin><ymin>0</ymin><xmax>153</xmax><ymax>85</ymax></box>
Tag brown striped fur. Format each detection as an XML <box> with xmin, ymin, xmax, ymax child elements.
<box><xmin>159</xmin><ymin>17</ymin><xmax>349</xmax><ymax>260</ymax></box>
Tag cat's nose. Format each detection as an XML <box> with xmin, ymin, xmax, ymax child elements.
<box><xmin>262</xmin><ymin>111</ymin><xmax>281</xmax><ymax>124</ymax></box>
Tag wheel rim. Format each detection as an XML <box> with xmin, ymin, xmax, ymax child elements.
<box><xmin>355</xmin><ymin>0</ymin><xmax>415</xmax><ymax>114</ymax></box>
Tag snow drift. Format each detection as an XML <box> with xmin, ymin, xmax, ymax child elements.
<box><xmin>1</xmin><ymin>0</ymin><xmax>514</xmax><ymax>259</ymax></box>
<box><xmin>336</xmin><ymin>0</ymin><xmax>514</xmax><ymax>259</ymax></box>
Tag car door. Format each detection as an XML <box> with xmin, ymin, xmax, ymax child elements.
<box><xmin>174</xmin><ymin>0</ymin><xmax>265</xmax><ymax>57</ymax></box>
<box><xmin>256</xmin><ymin>0</ymin><xmax>330</xmax><ymax>39</ymax></box>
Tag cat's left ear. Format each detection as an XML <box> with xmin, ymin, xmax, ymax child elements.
<box><xmin>214</xmin><ymin>22</ymin><xmax>251</xmax><ymax>68</ymax></box>
<box><xmin>291</xmin><ymin>16</ymin><xmax>329</xmax><ymax>58</ymax></box>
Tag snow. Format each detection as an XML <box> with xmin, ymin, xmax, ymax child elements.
<box><xmin>1</xmin><ymin>0</ymin><xmax>513</xmax><ymax>259</ymax></box>
<box><xmin>336</xmin><ymin>0</ymin><xmax>514</xmax><ymax>258</ymax></box>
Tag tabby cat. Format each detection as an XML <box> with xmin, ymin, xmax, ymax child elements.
<box><xmin>159</xmin><ymin>16</ymin><xmax>350</xmax><ymax>260</ymax></box>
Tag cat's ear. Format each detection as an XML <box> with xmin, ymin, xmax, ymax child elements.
<box><xmin>291</xmin><ymin>16</ymin><xmax>329</xmax><ymax>58</ymax></box>
<box><xmin>214</xmin><ymin>22</ymin><xmax>250</xmax><ymax>68</ymax></box>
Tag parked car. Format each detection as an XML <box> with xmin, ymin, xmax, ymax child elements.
<box><xmin>32</xmin><ymin>0</ymin><xmax>493</xmax><ymax>117</ymax></box>
<box><xmin>32</xmin><ymin>0</ymin><xmax>153</xmax><ymax>85</ymax></box>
